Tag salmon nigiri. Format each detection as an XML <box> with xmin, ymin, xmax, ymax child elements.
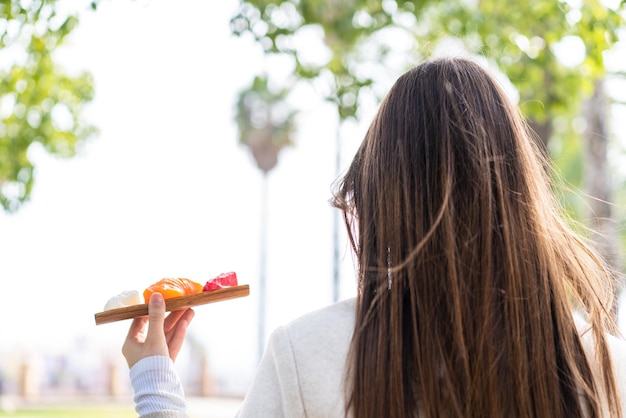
<box><xmin>143</xmin><ymin>278</ymin><xmax>204</xmax><ymax>303</ymax></box>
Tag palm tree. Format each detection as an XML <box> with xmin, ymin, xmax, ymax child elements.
<box><xmin>235</xmin><ymin>74</ymin><xmax>296</xmax><ymax>362</ymax></box>
<box><xmin>583</xmin><ymin>78</ymin><xmax>624</xmax><ymax>319</ymax></box>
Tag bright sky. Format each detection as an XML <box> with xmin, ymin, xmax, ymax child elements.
<box><xmin>0</xmin><ymin>0</ymin><xmax>361</xmax><ymax>394</ymax></box>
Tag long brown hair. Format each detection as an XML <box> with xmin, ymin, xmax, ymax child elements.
<box><xmin>331</xmin><ymin>57</ymin><xmax>622</xmax><ymax>418</ymax></box>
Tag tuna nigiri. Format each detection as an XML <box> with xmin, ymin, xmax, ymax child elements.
<box><xmin>203</xmin><ymin>271</ymin><xmax>238</xmax><ymax>291</ymax></box>
<box><xmin>143</xmin><ymin>277</ymin><xmax>204</xmax><ymax>303</ymax></box>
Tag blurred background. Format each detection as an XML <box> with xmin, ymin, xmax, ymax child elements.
<box><xmin>0</xmin><ymin>0</ymin><xmax>625</xmax><ymax>416</ymax></box>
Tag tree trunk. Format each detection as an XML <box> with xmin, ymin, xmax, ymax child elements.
<box><xmin>528</xmin><ymin>119</ymin><xmax>552</xmax><ymax>150</ymax></box>
<box><xmin>583</xmin><ymin>78</ymin><xmax>624</xmax><ymax>320</ymax></box>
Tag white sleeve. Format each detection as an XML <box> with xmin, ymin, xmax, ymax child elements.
<box><xmin>129</xmin><ymin>355</ymin><xmax>189</xmax><ymax>418</ymax></box>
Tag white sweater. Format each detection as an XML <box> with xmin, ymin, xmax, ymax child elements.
<box><xmin>131</xmin><ymin>298</ymin><xmax>626</xmax><ymax>418</ymax></box>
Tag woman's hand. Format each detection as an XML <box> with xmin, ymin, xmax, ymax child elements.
<box><xmin>122</xmin><ymin>292</ymin><xmax>195</xmax><ymax>368</ymax></box>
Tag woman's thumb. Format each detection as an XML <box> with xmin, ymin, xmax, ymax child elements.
<box><xmin>146</xmin><ymin>292</ymin><xmax>168</xmax><ymax>350</ymax></box>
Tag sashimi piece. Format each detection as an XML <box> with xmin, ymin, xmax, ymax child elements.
<box><xmin>143</xmin><ymin>277</ymin><xmax>204</xmax><ymax>302</ymax></box>
<box><xmin>203</xmin><ymin>271</ymin><xmax>238</xmax><ymax>291</ymax></box>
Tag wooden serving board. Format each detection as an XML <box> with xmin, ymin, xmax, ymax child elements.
<box><xmin>94</xmin><ymin>284</ymin><xmax>250</xmax><ymax>326</ymax></box>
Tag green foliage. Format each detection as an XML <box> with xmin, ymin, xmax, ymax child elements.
<box><xmin>230</xmin><ymin>0</ymin><xmax>626</xmax><ymax>220</ymax></box>
<box><xmin>231</xmin><ymin>0</ymin><xmax>624</xmax><ymax>125</ymax></box>
<box><xmin>0</xmin><ymin>0</ymin><xmax>97</xmax><ymax>213</ymax></box>
<box><xmin>235</xmin><ymin>74</ymin><xmax>296</xmax><ymax>149</ymax></box>
<box><xmin>230</xmin><ymin>0</ymin><xmax>422</xmax><ymax>120</ymax></box>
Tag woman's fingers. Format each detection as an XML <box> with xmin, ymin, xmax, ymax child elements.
<box><xmin>164</xmin><ymin>308</ymin><xmax>188</xmax><ymax>333</ymax></box>
<box><xmin>166</xmin><ymin>309</ymin><xmax>195</xmax><ymax>362</ymax></box>
<box><xmin>126</xmin><ymin>316</ymin><xmax>149</xmax><ymax>342</ymax></box>
<box><xmin>122</xmin><ymin>315</ymin><xmax>150</xmax><ymax>368</ymax></box>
